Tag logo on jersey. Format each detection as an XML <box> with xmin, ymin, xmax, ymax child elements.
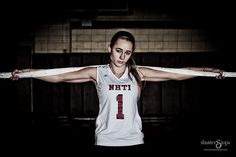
<box><xmin>109</xmin><ymin>84</ymin><xmax>131</xmax><ymax>91</ymax></box>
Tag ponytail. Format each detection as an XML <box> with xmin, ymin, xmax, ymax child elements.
<box><xmin>127</xmin><ymin>56</ymin><xmax>142</xmax><ymax>88</ymax></box>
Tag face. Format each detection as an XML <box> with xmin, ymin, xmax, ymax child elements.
<box><xmin>109</xmin><ymin>38</ymin><xmax>133</xmax><ymax>67</ymax></box>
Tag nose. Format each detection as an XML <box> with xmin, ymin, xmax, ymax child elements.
<box><xmin>120</xmin><ymin>52</ymin><xmax>125</xmax><ymax>60</ymax></box>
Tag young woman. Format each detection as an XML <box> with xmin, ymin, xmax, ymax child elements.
<box><xmin>11</xmin><ymin>31</ymin><xmax>223</xmax><ymax>156</ymax></box>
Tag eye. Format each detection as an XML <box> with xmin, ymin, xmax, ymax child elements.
<box><xmin>125</xmin><ymin>51</ymin><xmax>131</xmax><ymax>55</ymax></box>
<box><xmin>116</xmin><ymin>48</ymin><xmax>123</xmax><ymax>53</ymax></box>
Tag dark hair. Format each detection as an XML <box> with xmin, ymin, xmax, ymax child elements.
<box><xmin>110</xmin><ymin>31</ymin><xmax>136</xmax><ymax>51</ymax></box>
<box><xmin>110</xmin><ymin>31</ymin><xmax>142</xmax><ymax>88</ymax></box>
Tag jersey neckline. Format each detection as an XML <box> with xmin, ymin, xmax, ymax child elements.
<box><xmin>107</xmin><ymin>64</ymin><xmax>128</xmax><ymax>81</ymax></box>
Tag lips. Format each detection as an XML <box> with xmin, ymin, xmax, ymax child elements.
<box><xmin>117</xmin><ymin>61</ymin><xmax>124</xmax><ymax>64</ymax></box>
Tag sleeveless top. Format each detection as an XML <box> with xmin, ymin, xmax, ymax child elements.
<box><xmin>95</xmin><ymin>64</ymin><xmax>144</xmax><ymax>146</ymax></box>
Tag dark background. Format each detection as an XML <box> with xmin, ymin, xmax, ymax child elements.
<box><xmin>0</xmin><ymin>0</ymin><xmax>235</xmax><ymax>155</ymax></box>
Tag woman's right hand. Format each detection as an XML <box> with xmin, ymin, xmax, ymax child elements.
<box><xmin>10</xmin><ymin>69</ymin><xmax>22</xmax><ymax>80</ymax></box>
<box><xmin>10</xmin><ymin>68</ymin><xmax>32</xmax><ymax>80</ymax></box>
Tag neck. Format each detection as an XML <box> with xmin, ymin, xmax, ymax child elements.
<box><xmin>109</xmin><ymin>63</ymin><xmax>126</xmax><ymax>78</ymax></box>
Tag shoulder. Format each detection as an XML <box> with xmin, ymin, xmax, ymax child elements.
<box><xmin>97</xmin><ymin>64</ymin><xmax>109</xmax><ymax>69</ymax></box>
<box><xmin>136</xmin><ymin>65</ymin><xmax>162</xmax><ymax>80</ymax></box>
<box><xmin>96</xmin><ymin>64</ymin><xmax>109</xmax><ymax>71</ymax></box>
<box><xmin>136</xmin><ymin>65</ymin><xmax>148</xmax><ymax>72</ymax></box>
<box><xmin>78</xmin><ymin>66</ymin><xmax>98</xmax><ymax>81</ymax></box>
<box><xmin>135</xmin><ymin>65</ymin><xmax>145</xmax><ymax>80</ymax></box>
<box><xmin>75</xmin><ymin>65</ymin><xmax>98</xmax><ymax>76</ymax></box>
<box><xmin>84</xmin><ymin>64</ymin><xmax>108</xmax><ymax>74</ymax></box>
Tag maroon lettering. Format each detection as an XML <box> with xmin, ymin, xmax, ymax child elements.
<box><xmin>109</xmin><ymin>85</ymin><xmax>114</xmax><ymax>90</ymax></box>
<box><xmin>116</xmin><ymin>94</ymin><xmax>124</xmax><ymax>119</ymax></box>
<box><xmin>127</xmin><ymin>85</ymin><xmax>131</xmax><ymax>90</ymax></box>
<box><xmin>115</xmin><ymin>85</ymin><xmax>121</xmax><ymax>90</ymax></box>
<box><xmin>122</xmin><ymin>85</ymin><xmax>127</xmax><ymax>90</ymax></box>
<box><xmin>109</xmin><ymin>84</ymin><xmax>131</xmax><ymax>91</ymax></box>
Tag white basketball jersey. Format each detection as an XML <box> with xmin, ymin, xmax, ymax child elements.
<box><xmin>95</xmin><ymin>64</ymin><xmax>144</xmax><ymax>146</ymax></box>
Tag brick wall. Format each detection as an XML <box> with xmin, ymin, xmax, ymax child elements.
<box><xmin>33</xmin><ymin>24</ymin><xmax>218</xmax><ymax>53</ymax></box>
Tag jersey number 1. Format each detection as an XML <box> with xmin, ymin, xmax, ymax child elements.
<box><xmin>116</xmin><ymin>94</ymin><xmax>124</xmax><ymax>119</ymax></box>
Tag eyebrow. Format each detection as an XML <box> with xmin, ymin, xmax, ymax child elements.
<box><xmin>115</xmin><ymin>48</ymin><xmax>132</xmax><ymax>53</ymax></box>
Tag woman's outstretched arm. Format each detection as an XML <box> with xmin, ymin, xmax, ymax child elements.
<box><xmin>137</xmin><ymin>66</ymin><xmax>224</xmax><ymax>82</ymax></box>
<box><xmin>11</xmin><ymin>67</ymin><xmax>97</xmax><ymax>83</ymax></box>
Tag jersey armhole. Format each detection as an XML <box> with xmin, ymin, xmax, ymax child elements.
<box><xmin>96</xmin><ymin>66</ymin><xmax>100</xmax><ymax>86</ymax></box>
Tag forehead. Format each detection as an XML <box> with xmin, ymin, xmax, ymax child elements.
<box><xmin>113</xmin><ymin>38</ymin><xmax>133</xmax><ymax>51</ymax></box>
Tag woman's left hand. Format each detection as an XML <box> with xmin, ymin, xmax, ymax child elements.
<box><xmin>203</xmin><ymin>68</ymin><xmax>225</xmax><ymax>80</ymax></box>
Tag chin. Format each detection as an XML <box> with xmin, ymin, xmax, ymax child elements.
<box><xmin>118</xmin><ymin>61</ymin><xmax>126</xmax><ymax>65</ymax></box>
<box><xmin>117</xmin><ymin>63</ymin><xmax>126</xmax><ymax>67</ymax></box>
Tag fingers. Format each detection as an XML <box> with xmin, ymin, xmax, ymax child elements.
<box><xmin>202</xmin><ymin>68</ymin><xmax>225</xmax><ymax>80</ymax></box>
<box><xmin>10</xmin><ymin>69</ymin><xmax>21</xmax><ymax>80</ymax></box>
<box><xmin>216</xmin><ymin>70</ymin><xmax>225</xmax><ymax>80</ymax></box>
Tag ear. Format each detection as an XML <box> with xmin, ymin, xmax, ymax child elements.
<box><xmin>108</xmin><ymin>46</ymin><xmax>111</xmax><ymax>53</ymax></box>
